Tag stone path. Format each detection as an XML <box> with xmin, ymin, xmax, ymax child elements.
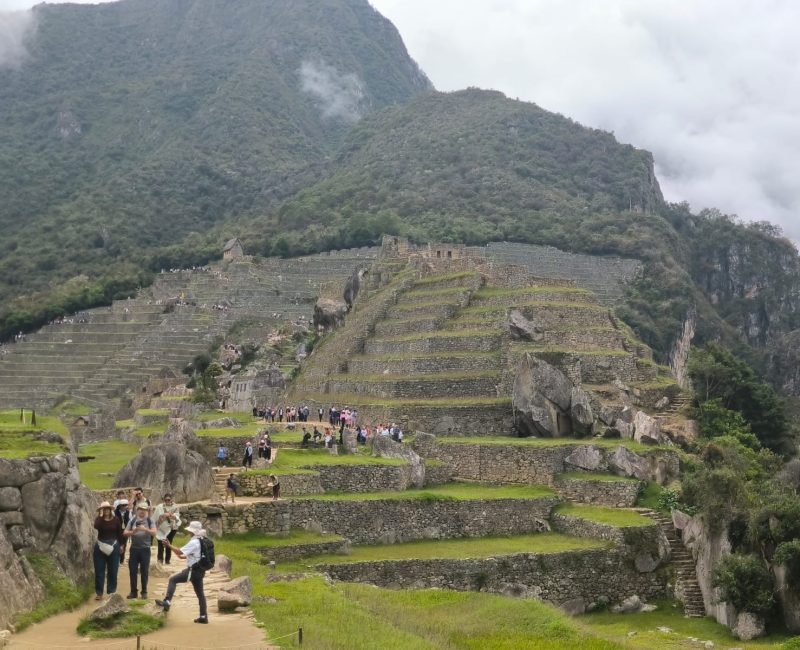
<box><xmin>8</xmin><ymin>562</ymin><xmax>275</xmax><ymax>650</ymax></box>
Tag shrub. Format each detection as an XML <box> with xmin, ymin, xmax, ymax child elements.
<box><xmin>774</xmin><ymin>541</ymin><xmax>800</xmax><ymax>585</ymax></box>
<box><xmin>712</xmin><ymin>554</ymin><xmax>774</xmax><ymax>614</ymax></box>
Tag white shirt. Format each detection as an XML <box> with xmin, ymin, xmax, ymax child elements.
<box><xmin>181</xmin><ymin>536</ymin><xmax>202</xmax><ymax>568</ymax></box>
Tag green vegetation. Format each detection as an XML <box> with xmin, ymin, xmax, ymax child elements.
<box><xmin>712</xmin><ymin>554</ymin><xmax>775</xmax><ymax>615</ymax></box>
<box><xmin>241</xmin><ymin>448</ymin><xmax>406</xmax><ymax>477</ymax></box>
<box><xmin>301</xmin><ymin>482</ymin><xmax>555</xmax><ymax>502</ymax></box>
<box><xmin>461</xmin><ymin>301</ymin><xmax>606</xmax><ymax>315</ymax></box>
<box><xmin>284</xmin><ymin>533</ymin><xmax>609</xmax><ymax>569</ymax></box>
<box><xmin>329</xmin><ymin>369</ymin><xmax>499</xmax><ymax>382</ymax></box>
<box><xmin>13</xmin><ymin>554</ymin><xmax>93</xmax><ymax>631</ymax></box>
<box><xmin>472</xmin><ymin>286</ymin><xmax>589</xmax><ymax>298</ymax></box>
<box><xmin>76</xmin><ymin>602</ymin><xmax>163</xmax><ymax>639</ymax></box>
<box><xmin>401</xmin><ymin>286</ymin><xmax>470</xmax><ymax>299</ymax></box>
<box><xmin>560</xmin><ymin>472</ymin><xmax>639</xmax><ymax>483</ymax></box>
<box><xmin>0</xmin><ymin>410</ymin><xmax>68</xmax><ymax>458</ymax></box>
<box><xmin>373</xmin><ymin>328</ymin><xmax>502</xmax><ymax>342</ymax></box>
<box><xmin>555</xmin><ymin>504</ymin><xmax>653</xmax><ymax>528</ymax></box>
<box><xmin>354</xmin><ymin>351</ymin><xmax>501</xmax><ymax>362</ymax></box>
<box><xmin>511</xmin><ymin>345</ymin><xmax>630</xmax><ymax>357</ymax></box>
<box><xmin>77</xmin><ymin>440</ymin><xmax>140</xmax><ymax>490</ymax></box>
<box><xmin>412</xmin><ymin>271</ymin><xmax>476</xmax><ymax>286</ymax></box>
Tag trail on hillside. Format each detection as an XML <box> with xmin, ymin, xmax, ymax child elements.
<box><xmin>8</xmin><ymin>562</ymin><xmax>274</xmax><ymax>650</ymax></box>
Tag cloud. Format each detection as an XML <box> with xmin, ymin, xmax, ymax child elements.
<box><xmin>299</xmin><ymin>60</ymin><xmax>366</xmax><ymax>124</ymax></box>
<box><xmin>0</xmin><ymin>8</ymin><xmax>37</xmax><ymax>68</ymax></box>
<box><xmin>371</xmin><ymin>0</ymin><xmax>800</xmax><ymax>241</ymax></box>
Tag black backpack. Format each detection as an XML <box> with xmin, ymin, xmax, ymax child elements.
<box><xmin>197</xmin><ymin>536</ymin><xmax>215</xmax><ymax>570</ymax></box>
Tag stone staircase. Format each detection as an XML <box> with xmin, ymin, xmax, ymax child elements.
<box><xmin>660</xmin><ymin>394</ymin><xmax>692</xmax><ymax>415</ymax></box>
<box><xmin>638</xmin><ymin>508</ymin><xmax>706</xmax><ymax>617</ymax></box>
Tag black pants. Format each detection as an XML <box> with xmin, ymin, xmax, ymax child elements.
<box><xmin>243</xmin><ymin>453</ymin><xmax>252</xmax><ymax>467</ymax></box>
<box><xmin>166</xmin><ymin>566</ymin><xmax>207</xmax><ymax>617</ymax></box>
<box><xmin>128</xmin><ymin>546</ymin><xmax>150</xmax><ymax>595</ymax></box>
<box><xmin>157</xmin><ymin>530</ymin><xmax>177</xmax><ymax>563</ymax></box>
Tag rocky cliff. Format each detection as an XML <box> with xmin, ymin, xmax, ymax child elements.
<box><xmin>0</xmin><ymin>453</ymin><xmax>96</xmax><ymax>630</ymax></box>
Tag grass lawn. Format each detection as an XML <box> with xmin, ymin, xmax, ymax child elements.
<box><xmin>286</xmin><ymin>533</ymin><xmax>609</xmax><ymax>569</ymax></box>
<box><xmin>300</xmin><ymin>482</ymin><xmax>555</xmax><ymax>502</ymax></box>
<box><xmin>242</xmin><ymin>448</ymin><xmax>407</xmax><ymax>477</ymax></box>
<box><xmin>78</xmin><ymin>440</ymin><xmax>140</xmax><ymax>490</ymax></box>
<box><xmin>0</xmin><ymin>410</ymin><xmax>69</xmax><ymax>458</ymax></box>
<box><xmin>559</xmin><ymin>472</ymin><xmax>640</xmax><ymax>483</ymax></box>
<box><xmin>555</xmin><ymin>504</ymin><xmax>653</xmax><ymax>528</ymax></box>
<box><xmin>437</xmin><ymin>436</ymin><xmax>672</xmax><ymax>453</ymax></box>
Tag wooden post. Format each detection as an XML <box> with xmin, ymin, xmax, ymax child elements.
<box><xmin>298</xmin><ymin>627</ymin><xmax>303</xmax><ymax>645</ymax></box>
<box><xmin>31</xmin><ymin>410</ymin><xmax>36</xmax><ymax>426</ymax></box>
<box><xmin>136</xmin><ymin>634</ymin><xmax>141</xmax><ymax>650</ymax></box>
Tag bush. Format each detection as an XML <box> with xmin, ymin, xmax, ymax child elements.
<box><xmin>712</xmin><ymin>554</ymin><xmax>774</xmax><ymax>614</ymax></box>
<box><xmin>774</xmin><ymin>540</ymin><xmax>800</xmax><ymax>585</ymax></box>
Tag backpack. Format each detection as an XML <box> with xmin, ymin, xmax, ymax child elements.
<box><xmin>197</xmin><ymin>536</ymin><xmax>215</xmax><ymax>570</ymax></box>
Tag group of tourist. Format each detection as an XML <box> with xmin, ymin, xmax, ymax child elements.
<box><xmin>222</xmin><ymin>472</ymin><xmax>280</xmax><ymax>503</ymax></box>
<box><xmin>93</xmin><ymin>488</ymin><xmax>209</xmax><ymax>623</ymax></box>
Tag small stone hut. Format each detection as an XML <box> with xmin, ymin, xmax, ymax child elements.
<box><xmin>223</xmin><ymin>238</ymin><xmax>244</xmax><ymax>260</ymax></box>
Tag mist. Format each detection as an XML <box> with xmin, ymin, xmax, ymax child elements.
<box><xmin>299</xmin><ymin>60</ymin><xmax>366</xmax><ymax>124</ymax></box>
<box><xmin>0</xmin><ymin>8</ymin><xmax>36</xmax><ymax>68</ymax></box>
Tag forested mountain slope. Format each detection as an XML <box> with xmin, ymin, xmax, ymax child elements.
<box><xmin>0</xmin><ymin>0</ymin><xmax>430</xmax><ymax>304</ymax></box>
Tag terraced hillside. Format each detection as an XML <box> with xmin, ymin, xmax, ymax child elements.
<box><xmin>292</xmin><ymin>246</ymin><xmax>676</xmax><ymax>435</ymax></box>
<box><xmin>0</xmin><ymin>249</ymin><xmax>375</xmax><ymax>411</ymax></box>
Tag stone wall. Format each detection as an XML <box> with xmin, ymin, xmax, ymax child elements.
<box><xmin>347</xmin><ymin>354</ymin><xmax>496</xmax><ymax>376</ymax></box>
<box><xmin>180</xmin><ymin>496</ymin><xmax>558</xmax><ymax>544</ymax></box>
<box><xmin>553</xmin><ymin>476</ymin><xmax>642</xmax><ymax>507</ymax></box>
<box><xmin>0</xmin><ymin>453</ymin><xmax>96</xmax><ymax>630</ymax></box>
<box><xmin>326</xmin><ymin>375</ymin><xmax>500</xmax><ymax>400</ymax></box>
<box><xmin>317</xmin><ymin>548</ymin><xmax>666</xmax><ymax>610</ymax></box>
<box><xmin>418</xmin><ymin>440</ymin><xmax>680</xmax><ymax>487</ymax></box>
<box><xmin>236</xmin><ymin>473</ymin><xmax>323</xmax><ymax>497</ymax></box>
<box><xmin>255</xmin><ymin>538</ymin><xmax>350</xmax><ymax>563</ymax></box>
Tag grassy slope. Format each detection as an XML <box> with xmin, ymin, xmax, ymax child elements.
<box><xmin>299</xmin><ymin>482</ymin><xmax>555</xmax><ymax>502</ymax></box>
<box><xmin>77</xmin><ymin>440</ymin><xmax>140</xmax><ymax>490</ymax></box>
<box><xmin>555</xmin><ymin>504</ymin><xmax>653</xmax><ymax>528</ymax></box>
<box><xmin>0</xmin><ymin>410</ymin><xmax>68</xmax><ymax>458</ymax></box>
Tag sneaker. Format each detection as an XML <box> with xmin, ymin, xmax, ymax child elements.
<box><xmin>155</xmin><ymin>599</ymin><xmax>171</xmax><ymax>612</ymax></box>
<box><xmin>95</xmin><ymin>594</ymin><xmax>102</xmax><ymax>601</ymax></box>
<box><xmin>141</xmin><ymin>592</ymin><xmax>148</xmax><ymax>599</ymax></box>
<box><xmin>126</xmin><ymin>593</ymin><xmax>138</xmax><ymax>599</ymax></box>
<box><xmin>194</xmin><ymin>616</ymin><xmax>208</xmax><ymax>624</ymax></box>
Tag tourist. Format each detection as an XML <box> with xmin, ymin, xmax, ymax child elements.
<box><xmin>264</xmin><ymin>433</ymin><xmax>273</xmax><ymax>463</ymax></box>
<box><xmin>312</xmin><ymin>426</ymin><xmax>322</xmax><ymax>445</ymax></box>
<box><xmin>216</xmin><ymin>444</ymin><xmax>227</xmax><ymax>466</ymax></box>
<box><xmin>130</xmin><ymin>486</ymin><xmax>151</xmax><ymax>509</ymax></box>
<box><xmin>225</xmin><ymin>473</ymin><xmax>238</xmax><ymax>503</ymax></box>
<box><xmin>93</xmin><ymin>501</ymin><xmax>123</xmax><ymax>600</ymax></box>
<box><xmin>113</xmin><ymin>492</ymin><xmax>131</xmax><ymax>564</ymax></box>
<box><xmin>269</xmin><ymin>474</ymin><xmax>280</xmax><ymax>501</ymax></box>
<box><xmin>154</xmin><ymin>494</ymin><xmax>181</xmax><ymax>565</ymax></box>
<box><xmin>301</xmin><ymin>428</ymin><xmax>311</xmax><ymax>448</ymax></box>
<box><xmin>318</xmin><ymin>407</ymin><xmax>324</xmax><ymax>422</ymax></box>
<box><xmin>242</xmin><ymin>441</ymin><xmax>254</xmax><ymax>468</ymax></box>
<box><xmin>257</xmin><ymin>435</ymin><xmax>266</xmax><ymax>459</ymax></box>
<box><xmin>123</xmin><ymin>503</ymin><xmax>156</xmax><ymax>599</ymax></box>
<box><xmin>156</xmin><ymin>521</ymin><xmax>209</xmax><ymax>624</ymax></box>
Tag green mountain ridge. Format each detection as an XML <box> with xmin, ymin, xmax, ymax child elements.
<box><xmin>2</xmin><ymin>0</ymin><xmax>800</xmax><ymax>396</ymax></box>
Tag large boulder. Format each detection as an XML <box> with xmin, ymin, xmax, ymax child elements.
<box><xmin>0</xmin><ymin>525</ymin><xmax>45</xmax><ymax>631</ymax></box>
<box><xmin>632</xmin><ymin>411</ymin><xmax>671</xmax><ymax>446</ymax></box>
<box><xmin>162</xmin><ymin>419</ymin><xmax>201</xmax><ymax>448</ymax></box>
<box><xmin>513</xmin><ymin>353</ymin><xmax>572</xmax><ymax>437</ymax></box>
<box><xmin>372</xmin><ymin>435</ymin><xmax>424</xmax><ymax>488</ymax></box>
<box><xmin>564</xmin><ymin>445</ymin><xmax>606</xmax><ymax>472</ymax></box>
<box><xmin>313</xmin><ymin>297</ymin><xmax>348</xmax><ymax>330</ymax></box>
<box><xmin>607</xmin><ymin>446</ymin><xmax>650</xmax><ymax>480</ymax></box>
<box><xmin>732</xmin><ymin>612</ymin><xmax>766</xmax><ymax>640</ymax></box>
<box><xmin>217</xmin><ymin>576</ymin><xmax>252</xmax><ymax>611</ymax></box>
<box><xmin>570</xmin><ymin>387</ymin><xmax>594</xmax><ymax>434</ymax></box>
<box><xmin>507</xmin><ymin>309</ymin><xmax>544</xmax><ymax>342</ymax></box>
<box><xmin>20</xmin><ymin>472</ymin><xmax>67</xmax><ymax>545</ymax></box>
<box><xmin>114</xmin><ymin>443</ymin><xmax>215</xmax><ymax>504</ymax></box>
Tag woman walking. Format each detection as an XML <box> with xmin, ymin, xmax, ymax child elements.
<box><xmin>93</xmin><ymin>501</ymin><xmax>123</xmax><ymax>600</ymax></box>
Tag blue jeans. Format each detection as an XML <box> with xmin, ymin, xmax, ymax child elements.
<box><xmin>128</xmin><ymin>546</ymin><xmax>151</xmax><ymax>595</ymax></box>
<box><xmin>93</xmin><ymin>542</ymin><xmax>120</xmax><ymax>596</ymax></box>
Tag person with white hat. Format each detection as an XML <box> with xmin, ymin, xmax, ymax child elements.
<box><xmin>156</xmin><ymin>520</ymin><xmax>210</xmax><ymax>624</ymax></box>
<box><xmin>93</xmin><ymin>501</ymin><xmax>123</xmax><ymax>600</ymax></box>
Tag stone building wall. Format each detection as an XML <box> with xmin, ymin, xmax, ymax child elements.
<box><xmin>180</xmin><ymin>496</ymin><xmax>558</xmax><ymax>543</ymax></box>
<box><xmin>237</xmin><ymin>473</ymin><xmax>323</xmax><ymax>497</ymax></box>
<box><xmin>553</xmin><ymin>476</ymin><xmax>642</xmax><ymax>507</ymax></box>
<box><xmin>317</xmin><ymin>548</ymin><xmax>666</xmax><ymax>608</ymax></box>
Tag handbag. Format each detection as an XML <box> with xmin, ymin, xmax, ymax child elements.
<box><xmin>97</xmin><ymin>540</ymin><xmax>116</xmax><ymax>556</ymax></box>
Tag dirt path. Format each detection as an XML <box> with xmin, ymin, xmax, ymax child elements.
<box><xmin>8</xmin><ymin>561</ymin><xmax>275</xmax><ymax>650</ymax></box>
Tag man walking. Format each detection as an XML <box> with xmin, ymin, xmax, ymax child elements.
<box><xmin>156</xmin><ymin>521</ymin><xmax>210</xmax><ymax>624</ymax></box>
<box><xmin>123</xmin><ymin>502</ymin><xmax>156</xmax><ymax>599</ymax></box>
<box><xmin>242</xmin><ymin>441</ymin><xmax>253</xmax><ymax>468</ymax></box>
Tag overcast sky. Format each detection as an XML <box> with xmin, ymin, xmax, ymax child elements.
<box><xmin>2</xmin><ymin>0</ymin><xmax>798</xmax><ymax>241</ymax></box>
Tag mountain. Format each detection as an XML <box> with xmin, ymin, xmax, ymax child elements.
<box><xmin>2</xmin><ymin>0</ymin><xmax>800</xmax><ymax>398</ymax></box>
<box><xmin>0</xmin><ymin>0</ymin><xmax>430</xmax><ymax>311</ymax></box>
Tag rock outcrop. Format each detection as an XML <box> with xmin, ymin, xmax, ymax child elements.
<box><xmin>217</xmin><ymin>575</ymin><xmax>252</xmax><ymax>611</ymax></box>
<box><xmin>313</xmin><ymin>297</ymin><xmax>348</xmax><ymax>330</ymax></box>
<box><xmin>507</xmin><ymin>309</ymin><xmax>544</xmax><ymax>342</ymax></box>
<box><xmin>115</xmin><ymin>422</ymin><xmax>215</xmax><ymax>503</ymax></box>
<box><xmin>0</xmin><ymin>452</ymin><xmax>96</xmax><ymax>631</ymax></box>
<box><xmin>372</xmin><ymin>435</ymin><xmax>424</xmax><ymax>488</ymax></box>
<box><xmin>513</xmin><ymin>353</ymin><xmax>573</xmax><ymax>437</ymax></box>
<box><xmin>632</xmin><ymin>411</ymin><xmax>671</xmax><ymax>446</ymax></box>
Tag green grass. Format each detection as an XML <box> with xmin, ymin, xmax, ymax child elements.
<box><xmin>582</xmin><ymin>599</ymin><xmax>790</xmax><ymax>649</ymax></box>
<box><xmin>285</xmin><ymin>533</ymin><xmax>609</xmax><ymax>569</ymax></box>
<box><xmin>195</xmin><ymin>410</ymin><xmax>255</xmax><ymax>424</ymax></box>
<box><xmin>241</xmin><ymin>448</ymin><xmax>407</xmax><ymax>477</ymax></box>
<box><xmin>133</xmin><ymin>408</ymin><xmax>169</xmax><ymax>418</ymax></box>
<box><xmin>373</xmin><ymin>328</ymin><xmax>502</xmax><ymax>342</ymax></box>
<box><xmin>0</xmin><ymin>410</ymin><xmax>69</xmax><ymax>458</ymax></box>
<box><xmin>461</xmin><ymin>300</ymin><xmax>607</xmax><ymax>315</ymax></box>
<box><xmin>437</xmin><ymin>436</ymin><xmax>671</xmax><ymax>453</ymax></box>
<box><xmin>76</xmin><ymin>602</ymin><xmax>163</xmax><ymax>639</ymax></box>
<box><xmin>218</xmin><ymin>529</ymin><xmax>344</xmax><ymax>550</ymax></box>
<box><xmin>555</xmin><ymin>504</ymin><xmax>653</xmax><ymax>528</ymax></box>
<box><xmin>115</xmin><ymin>418</ymin><xmax>134</xmax><ymax>429</ymax></box>
<box><xmin>353</xmin><ymin>351</ymin><xmax>501</xmax><ymax>362</ymax></box>
<box><xmin>401</xmin><ymin>286</ymin><xmax>470</xmax><ymax>299</ymax></box>
<box><xmin>300</xmin><ymin>482</ymin><xmax>555</xmax><ymax>502</ymax></box>
<box><xmin>412</xmin><ymin>271</ymin><xmax>477</xmax><ymax>286</ymax></box>
<box><xmin>329</xmin><ymin>370</ymin><xmax>499</xmax><ymax>382</ymax></box>
<box><xmin>14</xmin><ymin>554</ymin><xmax>93</xmax><ymax>631</ymax></box>
<box><xmin>559</xmin><ymin>472</ymin><xmax>639</xmax><ymax>483</ymax></box>
<box><xmin>511</xmin><ymin>345</ymin><xmax>630</xmax><ymax>357</ymax></box>
<box><xmin>473</xmin><ymin>286</ymin><xmax>590</xmax><ymax>298</ymax></box>
<box><xmin>78</xmin><ymin>440</ymin><xmax>140</xmax><ymax>490</ymax></box>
